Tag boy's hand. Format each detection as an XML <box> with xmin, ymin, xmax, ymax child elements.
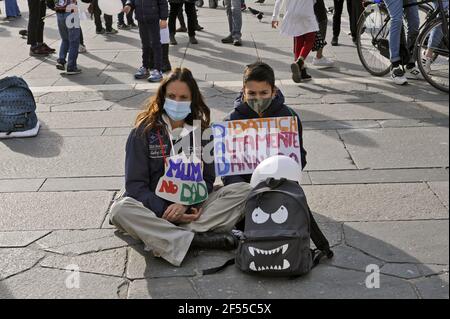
<box><xmin>272</xmin><ymin>21</ymin><xmax>279</xmax><ymax>29</ymax></box>
<box><xmin>160</xmin><ymin>19</ymin><xmax>168</xmax><ymax>29</ymax></box>
<box><xmin>123</xmin><ymin>5</ymin><xmax>131</xmax><ymax>14</ymax></box>
<box><xmin>163</xmin><ymin>204</ymin><xmax>189</xmax><ymax>223</ymax></box>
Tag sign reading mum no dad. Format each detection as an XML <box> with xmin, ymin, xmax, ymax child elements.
<box><xmin>212</xmin><ymin>116</ymin><xmax>302</xmax><ymax>176</ymax></box>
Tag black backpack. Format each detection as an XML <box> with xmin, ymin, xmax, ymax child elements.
<box><xmin>0</xmin><ymin>76</ymin><xmax>38</xmax><ymax>135</ymax></box>
<box><xmin>203</xmin><ymin>178</ymin><xmax>333</xmax><ymax>277</ymax></box>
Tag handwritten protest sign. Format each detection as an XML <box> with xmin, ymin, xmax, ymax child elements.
<box><xmin>156</xmin><ymin>154</ymin><xmax>208</xmax><ymax>205</ymax></box>
<box><xmin>212</xmin><ymin>116</ymin><xmax>302</xmax><ymax>177</ymax></box>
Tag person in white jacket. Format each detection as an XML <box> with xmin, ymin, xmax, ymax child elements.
<box><xmin>272</xmin><ymin>0</ymin><xmax>319</xmax><ymax>83</ymax></box>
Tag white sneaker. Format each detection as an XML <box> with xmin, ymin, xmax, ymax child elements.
<box><xmin>421</xmin><ymin>57</ymin><xmax>432</xmax><ymax>74</ymax></box>
<box><xmin>391</xmin><ymin>66</ymin><xmax>408</xmax><ymax>85</ymax></box>
<box><xmin>312</xmin><ymin>56</ymin><xmax>335</xmax><ymax>67</ymax></box>
<box><xmin>405</xmin><ymin>66</ymin><xmax>422</xmax><ymax>80</ymax></box>
<box><xmin>78</xmin><ymin>44</ymin><xmax>87</xmax><ymax>53</ymax></box>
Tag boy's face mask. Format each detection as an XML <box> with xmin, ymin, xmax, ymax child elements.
<box><xmin>246</xmin><ymin>97</ymin><xmax>273</xmax><ymax>115</ymax></box>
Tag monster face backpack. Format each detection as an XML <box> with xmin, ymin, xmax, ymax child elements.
<box><xmin>0</xmin><ymin>76</ymin><xmax>40</xmax><ymax>138</ymax></box>
<box><xmin>203</xmin><ymin>178</ymin><xmax>333</xmax><ymax>277</ymax></box>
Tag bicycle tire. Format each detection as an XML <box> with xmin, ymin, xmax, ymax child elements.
<box><xmin>356</xmin><ymin>4</ymin><xmax>392</xmax><ymax>76</ymax></box>
<box><xmin>415</xmin><ymin>18</ymin><xmax>449</xmax><ymax>93</ymax></box>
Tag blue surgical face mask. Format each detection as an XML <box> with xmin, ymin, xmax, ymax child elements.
<box><xmin>163</xmin><ymin>98</ymin><xmax>192</xmax><ymax>121</ymax></box>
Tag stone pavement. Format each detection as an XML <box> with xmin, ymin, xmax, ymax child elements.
<box><xmin>0</xmin><ymin>0</ymin><xmax>448</xmax><ymax>299</ymax></box>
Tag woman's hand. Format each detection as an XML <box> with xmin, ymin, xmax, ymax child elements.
<box><xmin>123</xmin><ymin>5</ymin><xmax>131</xmax><ymax>14</ymax></box>
<box><xmin>160</xmin><ymin>19</ymin><xmax>168</xmax><ymax>29</ymax></box>
<box><xmin>162</xmin><ymin>204</ymin><xmax>189</xmax><ymax>222</ymax></box>
<box><xmin>272</xmin><ymin>21</ymin><xmax>279</xmax><ymax>29</ymax></box>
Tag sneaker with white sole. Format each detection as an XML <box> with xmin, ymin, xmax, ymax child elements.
<box><xmin>135</xmin><ymin>66</ymin><xmax>150</xmax><ymax>80</ymax></box>
<box><xmin>312</xmin><ymin>56</ymin><xmax>335</xmax><ymax>68</ymax></box>
<box><xmin>390</xmin><ymin>66</ymin><xmax>408</xmax><ymax>85</ymax></box>
<box><xmin>148</xmin><ymin>69</ymin><xmax>163</xmax><ymax>82</ymax></box>
<box><xmin>405</xmin><ymin>66</ymin><xmax>422</xmax><ymax>80</ymax></box>
<box><xmin>421</xmin><ymin>57</ymin><xmax>432</xmax><ymax>74</ymax></box>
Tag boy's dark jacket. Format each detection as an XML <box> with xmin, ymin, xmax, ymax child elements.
<box><xmin>223</xmin><ymin>89</ymin><xmax>307</xmax><ymax>186</ymax></box>
<box><xmin>126</xmin><ymin>0</ymin><xmax>168</xmax><ymax>21</ymax></box>
<box><xmin>124</xmin><ymin>123</ymin><xmax>215</xmax><ymax>217</ymax></box>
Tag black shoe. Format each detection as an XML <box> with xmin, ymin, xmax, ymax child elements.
<box><xmin>221</xmin><ymin>35</ymin><xmax>233</xmax><ymax>44</ymax></box>
<box><xmin>66</xmin><ymin>68</ymin><xmax>82</xmax><ymax>75</ymax></box>
<box><xmin>195</xmin><ymin>24</ymin><xmax>204</xmax><ymax>31</ymax></box>
<box><xmin>189</xmin><ymin>36</ymin><xmax>198</xmax><ymax>44</ymax></box>
<box><xmin>300</xmin><ymin>68</ymin><xmax>312</xmax><ymax>81</ymax></box>
<box><xmin>56</xmin><ymin>60</ymin><xmax>66</xmax><ymax>71</ymax></box>
<box><xmin>352</xmin><ymin>36</ymin><xmax>357</xmax><ymax>44</ymax></box>
<box><xmin>191</xmin><ymin>232</ymin><xmax>238</xmax><ymax>250</ymax></box>
<box><xmin>96</xmin><ymin>28</ymin><xmax>106</xmax><ymax>34</ymax></box>
<box><xmin>176</xmin><ymin>26</ymin><xmax>188</xmax><ymax>33</ymax></box>
<box><xmin>233</xmin><ymin>39</ymin><xmax>242</xmax><ymax>46</ymax></box>
<box><xmin>331</xmin><ymin>36</ymin><xmax>338</xmax><ymax>46</ymax></box>
<box><xmin>170</xmin><ymin>34</ymin><xmax>178</xmax><ymax>45</ymax></box>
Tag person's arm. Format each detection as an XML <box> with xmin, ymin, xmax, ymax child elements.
<box><xmin>125</xmin><ymin>128</ymin><xmax>170</xmax><ymax>217</ymax></box>
<box><xmin>272</xmin><ymin>0</ymin><xmax>284</xmax><ymax>21</ymax></box>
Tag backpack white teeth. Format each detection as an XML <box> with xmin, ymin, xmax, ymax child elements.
<box><xmin>283</xmin><ymin>259</ymin><xmax>290</xmax><ymax>270</ymax></box>
<box><xmin>282</xmin><ymin>244</ymin><xmax>289</xmax><ymax>254</ymax></box>
<box><xmin>248</xmin><ymin>247</ymin><xmax>255</xmax><ymax>256</ymax></box>
<box><xmin>249</xmin><ymin>262</ymin><xmax>256</xmax><ymax>271</ymax></box>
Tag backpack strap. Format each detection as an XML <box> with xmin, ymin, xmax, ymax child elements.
<box><xmin>202</xmin><ymin>258</ymin><xmax>235</xmax><ymax>275</ymax></box>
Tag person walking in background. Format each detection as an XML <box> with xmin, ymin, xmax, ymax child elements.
<box><xmin>222</xmin><ymin>0</ymin><xmax>243</xmax><ymax>46</ymax></box>
<box><xmin>272</xmin><ymin>0</ymin><xmax>319</xmax><ymax>83</ymax></box>
<box><xmin>312</xmin><ymin>0</ymin><xmax>335</xmax><ymax>67</ymax></box>
<box><xmin>4</xmin><ymin>0</ymin><xmax>21</xmax><ymax>19</ymax></box>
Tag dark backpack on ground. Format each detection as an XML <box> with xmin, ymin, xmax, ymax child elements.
<box><xmin>203</xmin><ymin>178</ymin><xmax>333</xmax><ymax>277</ymax></box>
<box><xmin>0</xmin><ymin>76</ymin><xmax>38</xmax><ymax>135</ymax></box>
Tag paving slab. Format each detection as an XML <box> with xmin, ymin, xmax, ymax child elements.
<box><xmin>0</xmin><ymin>231</ymin><xmax>50</xmax><ymax>248</ymax></box>
<box><xmin>413</xmin><ymin>274</ymin><xmax>449</xmax><ymax>299</ymax></box>
<box><xmin>0</xmin><ymin>192</ymin><xmax>113</xmax><ymax>231</ymax></box>
<box><xmin>40</xmin><ymin>248</ymin><xmax>127</xmax><ymax>277</ymax></box>
<box><xmin>0</xmin><ymin>178</ymin><xmax>45</xmax><ymax>193</ymax></box>
<box><xmin>339</xmin><ymin>127</ymin><xmax>449</xmax><ymax>169</ymax></box>
<box><xmin>0</xmin><ymin>267</ymin><xmax>127</xmax><ymax>299</ymax></box>
<box><xmin>37</xmin><ymin>111</ymin><xmax>137</xmax><ymax>129</ymax></box>
<box><xmin>36</xmin><ymin>229</ymin><xmax>139</xmax><ymax>255</ymax></box>
<box><xmin>428</xmin><ymin>182</ymin><xmax>449</xmax><ymax>209</ymax></box>
<box><xmin>303</xmin><ymin>131</ymin><xmax>357</xmax><ymax>171</ymax></box>
<box><xmin>324</xmin><ymin>245</ymin><xmax>384</xmax><ymax>272</ymax></box>
<box><xmin>308</xmin><ymin>168</ymin><xmax>449</xmax><ymax>185</ymax></box>
<box><xmin>192</xmin><ymin>265</ymin><xmax>417</xmax><ymax>299</ymax></box>
<box><xmin>304</xmin><ymin>183</ymin><xmax>448</xmax><ymax>222</ymax></box>
<box><xmin>380</xmin><ymin>263</ymin><xmax>422</xmax><ymax>279</ymax></box>
<box><xmin>344</xmin><ymin>220</ymin><xmax>449</xmax><ymax>264</ymax></box>
<box><xmin>0</xmin><ymin>136</ymin><xmax>127</xmax><ymax>179</ymax></box>
<box><xmin>0</xmin><ymin>248</ymin><xmax>46</xmax><ymax>280</ymax></box>
<box><xmin>130</xmin><ymin>277</ymin><xmax>198</xmax><ymax>299</ymax></box>
<box><xmin>40</xmin><ymin>177</ymin><xmax>124</xmax><ymax>192</ymax></box>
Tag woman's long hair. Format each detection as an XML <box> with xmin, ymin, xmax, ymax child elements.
<box><xmin>135</xmin><ymin>68</ymin><xmax>210</xmax><ymax>133</ymax></box>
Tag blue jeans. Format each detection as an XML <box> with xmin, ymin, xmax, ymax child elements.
<box><xmin>5</xmin><ymin>0</ymin><xmax>21</xmax><ymax>17</ymax></box>
<box><xmin>384</xmin><ymin>0</ymin><xmax>420</xmax><ymax>63</ymax></box>
<box><xmin>225</xmin><ymin>0</ymin><xmax>242</xmax><ymax>40</ymax></box>
<box><xmin>138</xmin><ymin>19</ymin><xmax>162</xmax><ymax>71</ymax></box>
<box><xmin>429</xmin><ymin>0</ymin><xmax>449</xmax><ymax>48</ymax></box>
<box><xmin>57</xmin><ymin>12</ymin><xmax>81</xmax><ymax>71</ymax></box>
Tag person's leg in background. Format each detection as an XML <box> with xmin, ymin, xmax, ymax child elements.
<box><xmin>28</xmin><ymin>0</ymin><xmax>53</xmax><ymax>56</ymax></box>
<box><xmin>147</xmin><ymin>18</ymin><xmax>163</xmax><ymax>82</ymax></box>
<box><xmin>313</xmin><ymin>0</ymin><xmax>335</xmax><ymax>67</ymax></box>
<box><xmin>332</xmin><ymin>0</ymin><xmax>345</xmax><ymax>45</ymax></box>
<box><xmin>169</xmin><ymin>2</ymin><xmax>182</xmax><ymax>45</ymax></box>
<box><xmin>177</xmin><ymin>5</ymin><xmax>187</xmax><ymax>32</ymax></box>
<box><xmin>92</xmin><ymin>0</ymin><xmax>105</xmax><ymax>33</ymax></box>
<box><xmin>104</xmin><ymin>14</ymin><xmax>116</xmax><ymax>34</ymax></box>
<box><xmin>291</xmin><ymin>35</ymin><xmax>305</xmax><ymax>83</ymax></box>
<box><xmin>423</xmin><ymin>0</ymin><xmax>448</xmax><ymax>73</ymax></box>
<box><xmin>117</xmin><ymin>0</ymin><xmax>131</xmax><ymax>29</ymax></box>
<box><xmin>135</xmin><ymin>19</ymin><xmax>151</xmax><ymax>79</ymax></box>
<box><xmin>79</xmin><ymin>28</ymin><xmax>87</xmax><ymax>53</ymax></box>
<box><xmin>66</xmin><ymin>17</ymin><xmax>81</xmax><ymax>73</ymax></box>
<box><xmin>298</xmin><ymin>32</ymin><xmax>316</xmax><ymax>80</ymax></box>
<box><xmin>384</xmin><ymin>0</ymin><xmax>408</xmax><ymax>84</ymax></box>
<box><xmin>184</xmin><ymin>1</ymin><xmax>198</xmax><ymax>44</ymax></box>
<box><xmin>5</xmin><ymin>0</ymin><xmax>21</xmax><ymax>18</ymax></box>
<box><xmin>348</xmin><ymin>0</ymin><xmax>363</xmax><ymax>43</ymax></box>
<box><xmin>223</xmin><ymin>0</ymin><xmax>243</xmax><ymax>46</ymax></box>
<box><xmin>56</xmin><ymin>12</ymin><xmax>70</xmax><ymax>70</ymax></box>
<box><xmin>403</xmin><ymin>0</ymin><xmax>421</xmax><ymax>78</ymax></box>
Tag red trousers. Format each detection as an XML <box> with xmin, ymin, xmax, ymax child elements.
<box><xmin>293</xmin><ymin>32</ymin><xmax>316</xmax><ymax>61</ymax></box>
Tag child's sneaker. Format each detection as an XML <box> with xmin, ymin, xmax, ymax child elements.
<box><xmin>134</xmin><ymin>66</ymin><xmax>150</xmax><ymax>80</ymax></box>
<box><xmin>422</xmin><ymin>57</ymin><xmax>432</xmax><ymax>74</ymax></box>
<box><xmin>66</xmin><ymin>68</ymin><xmax>82</xmax><ymax>75</ymax></box>
<box><xmin>312</xmin><ymin>56</ymin><xmax>335</xmax><ymax>68</ymax></box>
<box><xmin>56</xmin><ymin>60</ymin><xmax>65</xmax><ymax>71</ymax></box>
<box><xmin>106</xmin><ymin>28</ymin><xmax>118</xmax><ymax>34</ymax></box>
<box><xmin>390</xmin><ymin>65</ymin><xmax>408</xmax><ymax>85</ymax></box>
<box><xmin>129</xmin><ymin>22</ymin><xmax>139</xmax><ymax>29</ymax></box>
<box><xmin>148</xmin><ymin>69</ymin><xmax>163</xmax><ymax>82</ymax></box>
<box><xmin>300</xmin><ymin>68</ymin><xmax>312</xmax><ymax>81</ymax></box>
<box><xmin>117</xmin><ymin>23</ymin><xmax>131</xmax><ymax>30</ymax></box>
<box><xmin>405</xmin><ymin>65</ymin><xmax>422</xmax><ymax>80</ymax></box>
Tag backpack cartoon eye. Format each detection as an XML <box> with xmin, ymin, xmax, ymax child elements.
<box><xmin>0</xmin><ymin>76</ymin><xmax>40</xmax><ymax>139</ymax></box>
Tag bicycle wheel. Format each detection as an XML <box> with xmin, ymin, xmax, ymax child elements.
<box><xmin>357</xmin><ymin>4</ymin><xmax>392</xmax><ymax>76</ymax></box>
<box><xmin>416</xmin><ymin>18</ymin><xmax>449</xmax><ymax>93</ymax></box>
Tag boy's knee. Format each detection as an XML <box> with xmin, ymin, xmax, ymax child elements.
<box><xmin>109</xmin><ymin>197</ymin><xmax>135</xmax><ymax>224</ymax></box>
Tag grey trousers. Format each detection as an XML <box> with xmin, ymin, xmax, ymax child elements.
<box><xmin>110</xmin><ymin>182</ymin><xmax>252</xmax><ymax>266</ymax></box>
<box><xmin>224</xmin><ymin>0</ymin><xmax>243</xmax><ymax>40</ymax></box>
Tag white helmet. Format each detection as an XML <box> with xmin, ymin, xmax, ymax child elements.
<box><xmin>250</xmin><ymin>155</ymin><xmax>303</xmax><ymax>188</ymax></box>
